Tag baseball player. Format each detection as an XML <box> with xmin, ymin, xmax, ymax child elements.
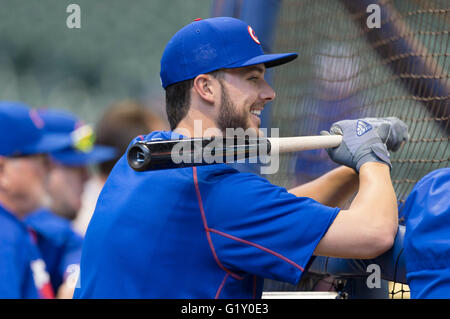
<box><xmin>73</xmin><ymin>100</ymin><xmax>167</xmax><ymax>236</ymax></box>
<box><xmin>23</xmin><ymin>109</ymin><xmax>116</xmax><ymax>298</ymax></box>
<box><xmin>74</xmin><ymin>17</ymin><xmax>408</xmax><ymax>298</ymax></box>
<box><xmin>308</xmin><ymin>167</ymin><xmax>450</xmax><ymax>299</ymax></box>
<box><xmin>402</xmin><ymin>167</ymin><xmax>449</xmax><ymax>298</ymax></box>
<box><xmin>0</xmin><ymin>102</ymin><xmax>72</xmax><ymax>298</ymax></box>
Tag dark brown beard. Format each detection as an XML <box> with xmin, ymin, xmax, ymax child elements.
<box><xmin>216</xmin><ymin>80</ymin><xmax>250</xmax><ymax>134</ymax></box>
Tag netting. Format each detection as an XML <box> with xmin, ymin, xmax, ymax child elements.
<box><xmin>267</xmin><ymin>0</ymin><xmax>449</xmax><ymax>298</ymax></box>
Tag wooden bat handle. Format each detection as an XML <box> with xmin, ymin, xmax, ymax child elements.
<box><xmin>268</xmin><ymin>135</ymin><xmax>342</xmax><ymax>154</ymax></box>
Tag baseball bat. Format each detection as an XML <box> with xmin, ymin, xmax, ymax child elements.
<box><xmin>127</xmin><ymin>135</ymin><xmax>342</xmax><ymax>172</ymax></box>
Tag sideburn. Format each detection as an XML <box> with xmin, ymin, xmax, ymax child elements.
<box><xmin>216</xmin><ymin>79</ymin><xmax>249</xmax><ymax>134</ymax></box>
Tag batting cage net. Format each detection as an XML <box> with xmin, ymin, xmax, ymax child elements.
<box><xmin>265</xmin><ymin>0</ymin><xmax>449</xmax><ymax>298</ymax></box>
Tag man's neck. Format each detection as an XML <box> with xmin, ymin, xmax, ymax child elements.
<box><xmin>174</xmin><ymin>110</ymin><xmax>222</xmax><ymax>138</ymax></box>
<box><xmin>0</xmin><ymin>195</ymin><xmax>28</xmax><ymax>219</ymax></box>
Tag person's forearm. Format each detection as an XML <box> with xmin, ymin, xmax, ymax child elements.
<box><xmin>313</xmin><ymin>162</ymin><xmax>398</xmax><ymax>259</ymax></box>
<box><xmin>350</xmin><ymin>162</ymin><xmax>398</xmax><ymax>233</ymax></box>
<box><xmin>344</xmin><ymin>162</ymin><xmax>398</xmax><ymax>257</ymax></box>
<box><xmin>308</xmin><ymin>225</ymin><xmax>407</xmax><ymax>284</ymax></box>
<box><xmin>288</xmin><ymin>166</ymin><xmax>359</xmax><ymax>207</ymax></box>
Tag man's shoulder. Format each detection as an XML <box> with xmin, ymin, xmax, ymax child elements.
<box><xmin>139</xmin><ymin>130</ymin><xmax>183</xmax><ymax>143</ymax></box>
<box><xmin>197</xmin><ymin>167</ymin><xmax>286</xmax><ymax>208</ymax></box>
<box><xmin>0</xmin><ymin>205</ymin><xmax>28</xmax><ymax>243</ymax></box>
<box><xmin>26</xmin><ymin>208</ymin><xmax>70</xmax><ymax>230</ymax></box>
<box><xmin>207</xmin><ymin>168</ymin><xmax>276</xmax><ymax>189</ymax></box>
<box><xmin>24</xmin><ymin>208</ymin><xmax>80</xmax><ymax>244</ymax></box>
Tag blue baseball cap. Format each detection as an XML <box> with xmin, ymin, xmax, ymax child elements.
<box><xmin>0</xmin><ymin>101</ymin><xmax>72</xmax><ymax>157</ymax></box>
<box><xmin>38</xmin><ymin>109</ymin><xmax>117</xmax><ymax>166</ymax></box>
<box><xmin>160</xmin><ymin>17</ymin><xmax>298</xmax><ymax>88</ymax></box>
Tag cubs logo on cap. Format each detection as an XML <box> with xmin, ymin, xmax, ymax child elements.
<box><xmin>29</xmin><ymin>109</ymin><xmax>45</xmax><ymax>129</ymax></box>
<box><xmin>247</xmin><ymin>26</ymin><xmax>260</xmax><ymax>45</ymax></box>
<box><xmin>160</xmin><ymin>17</ymin><xmax>298</xmax><ymax>89</ymax></box>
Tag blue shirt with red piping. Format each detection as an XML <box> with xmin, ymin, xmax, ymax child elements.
<box><xmin>0</xmin><ymin>204</ymin><xmax>54</xmax><ymax>299</ymax></box>
<box><xmin>24</xmin><ymin>208</ymin><xmax>83</xmax><ymax>292</ymax></box>
<box><xmin>73</xmin><ymin>131</ymin><xmax>340</xmax><ymax>299</ymax></box>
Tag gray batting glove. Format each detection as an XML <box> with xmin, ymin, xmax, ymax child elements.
<box><xmin>321</xmin><ymin>117</ymin><xmax>408</xmax><ymax>172</ymax></box>
<box><xmin>356</xmin><ymin>117</ymin><xmax>409</xmax><ymax>152</ymax></box>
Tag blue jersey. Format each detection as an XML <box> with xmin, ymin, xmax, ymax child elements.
<box><xmin>74</xmin><ymin>131</ymin><xmax>339</xmax><ymax>299</ymax></box>
<box><xmin>0</xmin><ymin>204</ymin><xmax>53</xmax><ymax>298</ymax></box>
<box><xmin>403</xmin><ymin>168</ymin><xmax>450</xmax><ymax>299</ymax></box>
<box><xmin>25</xmin><ymin>208</ymin><xmax>83</xmax><ymax>291</ymax></box>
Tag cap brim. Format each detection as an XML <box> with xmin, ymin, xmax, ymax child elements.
<box><xmin>51</xmin><ymin>145</ymin><xmax>117</xmax><ymax>166</ymax></box>
<box><xmin>22</xmin><ymin>133</ymin><xmax>72</xmax><ymax>155</ymax></box>
<box><xmin>226</xmin><ymin>52</ymin><xmax>298</xmax><ymax>69</ymax></box>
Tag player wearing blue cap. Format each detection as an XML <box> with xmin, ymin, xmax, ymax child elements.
<box><xmin>38</xmin><ymin>109</ymin><xmax>116</xmax><ymax>221</ymax></box>
<box><xmin>0</xmin><ymin>101</ymin><xmax>72</xmax><ymax>298</ymax></box>
<box><xmin>74</xmin><ymin>17</ymin><xmax>408</xmax><ymax>298</ymax></box>
<box><xmin>23</xmin><ymin>109</ymin><xmax>116</xmax><ymax>298</ymax></box>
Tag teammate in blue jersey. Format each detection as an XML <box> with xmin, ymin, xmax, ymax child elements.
<box><xmin>24</xmin><ymin>109</ymin><xmax>116</xmax><ymax>298</ymax></box>
<box><xmin>306</xmin><ymin>167</ymin><xmax>449</xmax><ymax>299</ymax></box>
<box><xmin>0</xmin><ymin>102</ymin><xmax>72</xmax><ymax>298</ymax></box>
<box><xmin>74</xmin><ymin>17</ymin><xmax>408</xmax><ymax>299</ymax></box>
<box><xmin>402</xmin><ymin>168</ymin><xmax>450</xmax><ymax>298</ymax></box>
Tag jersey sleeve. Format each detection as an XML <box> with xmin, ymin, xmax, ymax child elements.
<box><xmin>202</xmin><ymin>171</ymin><xmax>340</xmax><ymax>285</ymax></box>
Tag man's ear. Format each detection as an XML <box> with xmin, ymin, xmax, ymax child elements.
<box><xmin>192</xmin><ymin>74</ymin><xmax>217</xmax><ymax>104</ymax></box>
<box><xmin>0</xmin><ymin>157</ymin><xmax>7</xmax><ymax>190</ymax></box>
<box><xmin>0</xmin><ymin>156</ymin><xmax>5</xmax><ymax>173</ymax></box>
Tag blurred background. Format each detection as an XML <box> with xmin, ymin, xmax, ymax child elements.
<box><xmin>0</xmin><ymin>0</ymin><xmax>211</xmax><ymax>124</ymax></box>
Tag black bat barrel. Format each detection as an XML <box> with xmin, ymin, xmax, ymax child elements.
<box><xmin>127</xmin><ymin>137</ymin><xmax>271</xmax><ymax>172</ymax></box>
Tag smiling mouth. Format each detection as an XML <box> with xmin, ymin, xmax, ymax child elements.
<box><xmin>249</xmin><ymin>109</ymin><xmax>262</xmax><ymax>128</ymax></box>
<box><xmin>250</xmin><ymin>109</ymin><xmax>262</xmax><ymax>117</ymax></box>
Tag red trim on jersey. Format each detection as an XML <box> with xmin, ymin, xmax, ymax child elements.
<box><xmin>27</xmin><ymin>227</ymin><xmax>38</xmax><ymax>244</ymax></box>
<box><xmin>27</xmin><ymin>228</ymin><xmax>55</xmax><ymax>299</ymax></box>
<box><xmin>208</xmin><ymin>228</ymin><xmax>305</xmax><ymax>272</ymax></box>
<box><xmin>253</xmin><ymin>275</ymin><xmax>257</xmax><ymax>299</ymax></box>
<box><xmin>39</xmin><ymin>282</ymin><xmax>55</xmax><ymax>299</ymax></box>
<box><xmin>215</xmin><ymin>273</ymin><xmax>229</xmax><ymax>299</ymax></box>
<box><xmin>192</xmin><ymin>167</ymin><xmax>244</xmax><ymax>281</ymax></box>
<box><xmin>192</xmin><ymin>166</ymin><xmax>305</xmax><ymax>298</ymax></box>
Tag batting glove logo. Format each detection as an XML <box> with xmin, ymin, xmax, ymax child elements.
<box><xmin>356</xmin><ymin>120</ymin><xmax>373</xmax><ymax>136</ymax></box>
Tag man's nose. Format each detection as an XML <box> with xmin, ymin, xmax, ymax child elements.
<box><xmin>260</xmin><ymin>80</ymin><xmax>276</xmax><ymax>102</ymax></box>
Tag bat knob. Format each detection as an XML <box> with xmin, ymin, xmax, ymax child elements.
<box><xmin>127</xmin><ymin>142</ymin><xmax>151</xmax><ymax>172</ymax></box>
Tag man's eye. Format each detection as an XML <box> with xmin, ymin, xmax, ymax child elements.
<box><xmin>248</xmin><ymin>76</ymin><xmax>258</xmax><ymax>81</ymax></box>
